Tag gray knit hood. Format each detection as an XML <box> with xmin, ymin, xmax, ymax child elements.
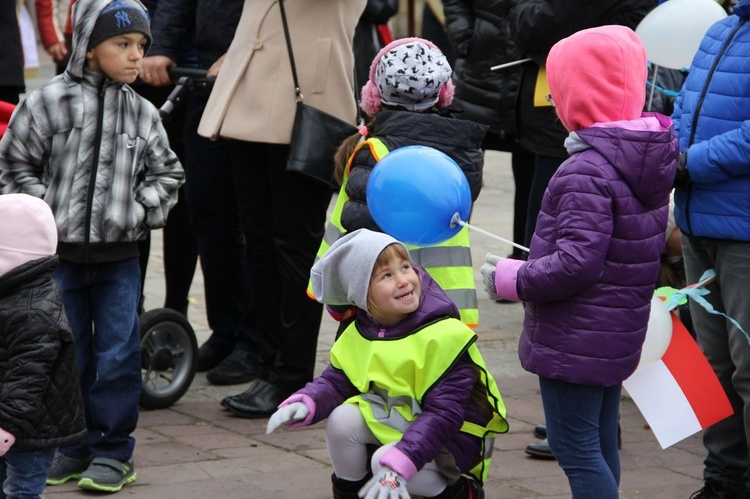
<box><xmin>311</xmin><ymin>229</ymin><xmax>408</xmax><ymax>314</ymax></box>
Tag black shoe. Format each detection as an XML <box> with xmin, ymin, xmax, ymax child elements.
<box><xmin>525</xmin><ymin>438</ymin><xmax>556</xmax><ymax>460</ymax></box>
<box><xmin>427</xmin><ymin>475</ymin><xmax>484</xmax><ymax>499</ymax></box>
<box><xmin>533</xmin><ymin>424</ymin><xmax>547</xmax><ymax>439</ymax></box>
<box><xmin>690</xmin><ymin>479</ymin><xmax>747</xmax><ymax>499</ymax></box>
<box><xmin>331</xmin><ymin>474</ymin><xmax>370</xmax><ymax>499</ymax></box>
<box><xmin>206</xmin><ymin>345</ymin><xmax>263</xmax><ymax>385</ymax></box>
<box><xmin>196</xmin><ymin>341</ymin><xmax>234</xmax><ymax>372</ymax></box>
<box><xmin>221</xmin><ymin>380</ymin><xmax>290</xmax><ymax>418</ymax></box>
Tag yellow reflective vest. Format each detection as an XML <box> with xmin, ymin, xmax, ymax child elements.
<box><xmin>309</xmin><ymin>138</ymin><xmax>479</xmax><ymax>327</ymax></box>
<box><xmin>330</xmin><ymin>317</ymin><xmax>507</xmax><ymax>484</ymax></box>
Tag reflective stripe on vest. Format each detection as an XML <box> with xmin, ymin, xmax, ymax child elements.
<box><xmin>330</xmin><ymin>318</ymin><xmax>508</xmax><ymax>483</ymax></box>
<box><xmin>308</xmin><ymin>138</ymin><xmax>479</xmax><ymax>327</ymax></box>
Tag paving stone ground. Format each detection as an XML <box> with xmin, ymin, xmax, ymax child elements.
<box><xmin>25</xmin><ymin>54</ymin><xmax>707</xmax><ymax>499</ymax></box>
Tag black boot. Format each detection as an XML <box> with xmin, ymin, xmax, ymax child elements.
<box><xmin>331</xmin><ymin>473</ymin><xmax>370</xmax><ymax>499</ymax></box>
<box><xmin>426</xmin><ymin>476</ymin><xmax>485</xmax><ymax>499</ymax></box>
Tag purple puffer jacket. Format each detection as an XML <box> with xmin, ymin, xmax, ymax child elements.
<box><xmin>517</xmin><ymin>113</ymin><xmax>678</xmax><ymax>387</ymax></box>
<box><xmin>296</xmin><ymin>270</ymin><xmax>489</xmax><ymax>476</ymax></box>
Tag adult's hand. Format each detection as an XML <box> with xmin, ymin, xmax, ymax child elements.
<box><xmin>207</xmin><ymin>54</ymin><xmax>226</xmax><ymax>78</ymax></box>
<box><xmin>141</xmin><ymin>55</ymin><xmax>176</xmax><ymax>87</ymax></box>
<box><xmin>46</xmin><ymin>41</ymin><xmax>68</xmax><ymax>63</ymax></box>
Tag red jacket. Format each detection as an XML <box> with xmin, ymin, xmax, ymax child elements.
<box><xmin>34</xmin><ymin>0</ymin><xmax>75</xmax><ymax>49</ymax></box>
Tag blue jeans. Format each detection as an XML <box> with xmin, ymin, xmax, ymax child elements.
<box><xmin>54</xmin><ymin>259</ymin><xmax>141</xmax><ymax>461</ymax></box>
<box><xmin>0</xmin><ymin>448</ymin><xmax>55</xmax><ymax>499</ymax></box>
<box><xmin>183</xmin><ymin>87</ymin><xmax>258</xmax><ymax>352</ymax></box>
<box><xmin>540</xmin><ymin>377</ymin><xmax>621</xmax><ymax>498</ymax></box>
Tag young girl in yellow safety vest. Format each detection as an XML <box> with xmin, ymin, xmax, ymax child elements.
<box><xmin>268</xmin><ymin>229</ymin><xmax>506</xmax><ymax>499</ymax></box>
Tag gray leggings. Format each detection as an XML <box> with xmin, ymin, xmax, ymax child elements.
<box><xmin>326</xmin><ymin>404</ymin><xmax>450</xmax><ymax>496</ymax></box>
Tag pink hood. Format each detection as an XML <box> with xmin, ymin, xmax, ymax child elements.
<box><xmin>547</xmin><ymin>25</ymin><xmax>647</xmax><ymax>132</ymax></box>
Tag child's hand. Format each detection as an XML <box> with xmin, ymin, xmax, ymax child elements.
<box><xmin>480</xmin><ymin>253</ymin><xmax>503</xmax><ymax>301</ymax></box>
<box><xmin>0</xmin><ymin>428</ymin><xmax>15</xmax><ymax>456</ymax></box>
<box><xmin>265</xmin><ymin>402</ymin><xmax>310</xmax><ymax>434</ymax></box>
<box><xmin>359</xmin><ymin>468</ymin><xmax>409</xmax><ymax>499</ymax></box>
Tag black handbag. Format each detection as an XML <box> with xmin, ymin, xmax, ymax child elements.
<box><xmin>279</xmin><ymin>0</ymin><xmax>358</xmax><ymax>190</ymax></box>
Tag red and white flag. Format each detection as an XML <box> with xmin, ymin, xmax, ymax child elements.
<box><xmin>623</xmin><ymin>313</ymin><xmax>733</xmax><ymax>449</ymax></box>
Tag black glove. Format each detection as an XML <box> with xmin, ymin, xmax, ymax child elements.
<box><xmin>673</xmin><ymin>151</ymin><xmax>691</xmax><ymax>190</ymax></box>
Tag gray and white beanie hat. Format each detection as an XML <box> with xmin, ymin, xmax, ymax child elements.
<box><xmin>375</xmin><ymin>41</ymin><xmax>452</xmax><ymax>111</ymax></box>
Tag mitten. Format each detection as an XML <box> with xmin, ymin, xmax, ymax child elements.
<box><xmin>494</xmin><ymin>257</ymin><xmax>525</xmax><ymax>302</ymax></box>
<box><xmin>480</xmin><ymin>253</ymin><xmax>503</xmax><ymax>301</ymax></box>
<box><xmin>266</xmin><ymin>402</ymin><xmax>310</xmax><ymax>434</ymax></box>
<box><xmin>673</xmin><ymin>151</ymin><xmax>690</xmax><ymax>190</ymax></box>
<box><xmin>0</xmin><ymin>428</ymin><xmax>15</xmax><ymax>457</ymax></box>
<box><xmin>358</xmin><ymin>468</ymin><xmax>410</xmax><ymax>499</ymax></box>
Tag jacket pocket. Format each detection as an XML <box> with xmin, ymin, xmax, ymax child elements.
<box><xmin>312</xmin><ymin>38</ymin><xmax>332</xmax><ymax>94</ymax></box>
<box><xmin>103</xmin><ymin>133</ymin><xmax>147</xmax><ymax>241</ymax></box>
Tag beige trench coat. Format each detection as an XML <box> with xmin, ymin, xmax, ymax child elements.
<box><xmin>198</xmin><ymin>0</ymin><xmax>366</xmax><ymax>143</ymax></box>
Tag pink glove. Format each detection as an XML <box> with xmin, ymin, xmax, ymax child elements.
<box><xmin>494</xmin><ymin>258</ymin><xmax>524</xmax><ymax>302</ymax></box>
<box><xmin>0</xmin><ymin>428</ymin><xmax>15</xmax><ymax>456</ymax></box>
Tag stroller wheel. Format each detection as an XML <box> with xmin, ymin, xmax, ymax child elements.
<box><xmin>139</xmin><ymin>308</ymin><xmax>197</xmax><ymax>409</ymax></box>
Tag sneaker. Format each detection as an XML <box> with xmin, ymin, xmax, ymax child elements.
<box><xmin>77</xmin><ymin>457</ymin><xmax>136</xmax><ymax>492</ymax></box>
<box><xmin>46</xmin><ymin>453</ymin><xmax>92</xmax><ymax>485</ymax></box>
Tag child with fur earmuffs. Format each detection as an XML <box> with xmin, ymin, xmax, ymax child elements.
<box><xmin>315</xmin><ymin>37</ymin><xmax>488</xmax><ymax>332</ymax></box>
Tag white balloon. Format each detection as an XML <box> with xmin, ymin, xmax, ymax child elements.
<box><xmin>636</xmin><ymin>295</ymin><xmax>673</xmax><ymax>371</ymax></box>
<box><xmin>636</xmin><ymin>0</ymin><xmax>727</xmax><ymax>70</ymax></box>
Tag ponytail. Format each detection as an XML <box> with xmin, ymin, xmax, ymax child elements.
<box><xmin>334</xmin><ymin>132</ymin><xmax>364</xmax><ymax>185</ymax></box>
<box><xmin>334</xmin><ymin>116</ymin><xmax>376</xmax><ymax>184</ymax></box>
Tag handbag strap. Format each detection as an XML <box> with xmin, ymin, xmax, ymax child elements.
<box><xmin>278</xmin><ymin>0</ymin><xmax>302</xmax><ymax>101</ymax></box>
<box><xmin>278</xmin><ymin>0</ymin><xmax>361</xmax><ymax>122</ymax></box>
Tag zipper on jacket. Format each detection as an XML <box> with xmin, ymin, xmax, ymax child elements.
<box><xmin>83</xmin><ymin>80</ymin><xmax>108</xmax><ymax>261</ymax></box>
<box><xmin>685</xmin><ymin>19</ymin><xmax>745</xmax><ymax>235</ymax></box>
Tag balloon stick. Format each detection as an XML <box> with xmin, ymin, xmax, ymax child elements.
<box><xmin>450</xmin><ymin>214</ymin><xmax>530</xmax><ymax>252</ymax></box>
<box><xmin>490</xmin><ymin>58</ymin><xmax>533</xmax><ymax>71</ymax></box>
<box><xmin>646</xmin><ymin>64</ymin><xmax>659</xmax><ymax>112</ymax></box>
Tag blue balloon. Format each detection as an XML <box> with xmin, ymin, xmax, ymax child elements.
<box><xmin>366</xmin><ymin>146</ymin><xmax>472</xmax><ymax>246</ymax></box>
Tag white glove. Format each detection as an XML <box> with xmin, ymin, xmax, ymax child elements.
<box><xmin>265</xmin><ymin>402</ymin><xmax>310</xmax><ymax>434</ymax></box>
<box><xmin>0</xmin><ymin>428</ymin><xmax>15</xmax><ymax>457</ymax></box>
<box><xmin>480</xmin><ymin>253</ymin><xmax>503</xmax><ymax>301</ymax></box>
<box><xmin>359</xmin><ymin>468</ymin><xmax>410</xmax><ymax>499</ymax></box>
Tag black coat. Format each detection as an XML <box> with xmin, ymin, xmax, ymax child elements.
<box><xmin>443</xmin><ymin>0</ymin><xmax>523</xmax><ymax>146</ymax></box>
<box><xmin>148</xmin><ymin>0</ymin><xmax>244</xmax><ymax>68</ymax></box>
<box><xmin>353</xmin><ymin>0</ymin><xmax>399</xmax><ymax>88</ymax></box>
<box><xmin>0</xmin><ymin>1</ymin><xmax>24</xmax><ymax>91</ymax></box>
<box><xmin>0</xmin><ymin>257</ymin><xmax>86</xmax><ymax>451</ymax></box>
<box><xmin>508</xmin><ymin>0</ymin><xmax>657</xmax><ymax>158</ymax></box>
